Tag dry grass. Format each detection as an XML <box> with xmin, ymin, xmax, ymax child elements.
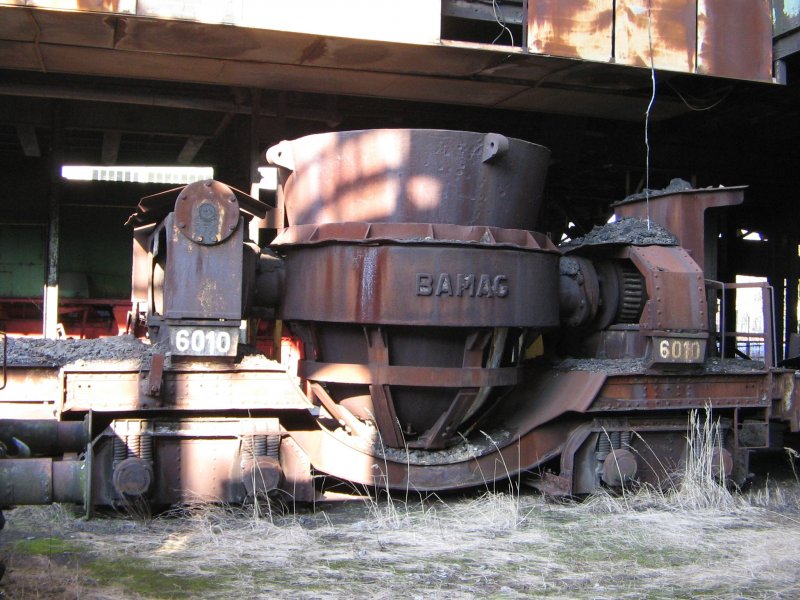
<box><xmin>3</xmin><ymin>479</ymin><xmax>800</xmax><ymax>599</ymax></box>
<box><xmin>2</xmin><ymin>413</ymin><xmax>800</xmax><ymax>599</ymax></box>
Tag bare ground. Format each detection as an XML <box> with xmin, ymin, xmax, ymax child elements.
<box><xmin>2</xmin><ymin>476</ymin><xmax>800</xmax><ymax>600</ymax></box>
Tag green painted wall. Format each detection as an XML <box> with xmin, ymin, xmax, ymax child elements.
<box><xmin>59</xmin><ymin>206</ymin><xmax>133</xmax><ymax>299</ymax></box>
<box><xmin>0</xmin><ymin>225</ymin><xmax>46</xmax><ymax>297</ymax></box>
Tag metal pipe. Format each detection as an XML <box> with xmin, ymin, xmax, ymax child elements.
<box><xmin>0</xmin><ymin>458</ymin><xmax>85</xmax><ymax>505</ymax></box>
<box><xmin>0</xmin><ymin>419</ymin><xmax>89</xmax><ymax>455</ymax></box>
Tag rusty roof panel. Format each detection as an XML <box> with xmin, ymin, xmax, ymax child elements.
<box><xmin>11</xmin><ymin>6</ymin><xmax>116</xmax><ymax>47</ymax></box>
<box><xmin>112</xmin><ymin>16</ymin><xmax>500</xmax><ymax>78</ymax></box>
<box><xmin>697</xmin><ymin>0</ymin><xmax>772</xmax><ymax>82</ymax></box>
<box><xmin>615</xmin><ymin>0</ymin><xmax>696</xmax><ymax>73</ymax></box>
<box><xmin>0</xmin><ymin>5</ymin><xmax>35</xmax><ymax>40</ymax></box>
<box><xmin>0</xmin><ymin>40</ymin><xmax>41</xmax><ymax>70</ymax></box>
<box><xmin>528</xmin><ymin>0</ymin><xmax>613</xmax><ymax>62</ymax></box>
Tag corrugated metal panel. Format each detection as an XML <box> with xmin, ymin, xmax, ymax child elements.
<box><xmin>527</xmin><ymin>0</ymin><xmax>613</xmax><ymax>62</ymax></box>
<box><xmin>698</xmin><ymin>0</ymin><xmax>773</xmax><ymax>82</ymax></box>
<box><xmin>615</xmin><ymin>0</ymin><xmax>696</xmax><ymax>73</ymax></box>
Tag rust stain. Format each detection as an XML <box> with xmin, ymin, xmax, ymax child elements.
<box><xmin>697</xmin><ymin>0</ymin><xmax>772</xmax><ymax>81</ymax></box>
<box><xmin>103</xmin><ymin>15</ymin><xmax>128</xmax><ymax>47</ymax></box>
<box><xmin>615</xmin><ymin>0</ymin><xmax>696</xmax><ymax>73</ymax></box>
<box><xmin>299</xmin><ymin>37</ymin><xmax>327</xmax><ymax>65</ymax></box>
<box><xmin>528</xmin><ymin>0</ymin><xmax>614</xmax><ymax>62</ymax></box>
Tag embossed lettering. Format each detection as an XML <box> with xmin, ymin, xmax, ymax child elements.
<box><xmin>417</xmin><ymin>272</ymin><xmax>509</xmax><ymax>298</ymax></box>
<box><xmin>493</xmin><ymin>275</ymin><xmax>509</xmax><ymax>297</ymax></box>
<box><xmin>416</xmin><ymin>273</ymin><xmax>433</xmax><ymax>296</ymax></box>
<box><xmin>456</xmin><ymin>274</ymin><xmax>475</xmax><ymax>297</ymax></box>
<box><xmin>476</xmin><ymin>274</ymin><xmax>493</xmax><ymax>297</ymax></box>
<box><xmin>435</xmin><ymin>273</ymin><xmax>453</xmax><ymax>296</ymax></box>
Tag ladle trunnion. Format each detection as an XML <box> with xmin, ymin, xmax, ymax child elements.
<box><xmin>0</xmin><ymin>129</ymin><xmax>797</xmax><ymax>511</ymax></box>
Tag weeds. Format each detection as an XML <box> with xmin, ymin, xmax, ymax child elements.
<box><xmin>3</xmin><ymin>409</ymin><xmax>800</xmax><ymax>598</ymax></box>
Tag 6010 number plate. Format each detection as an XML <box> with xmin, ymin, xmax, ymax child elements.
<box><xmin>169</xmin><ymin>327</ymin><xmax>239</xmax><ymax>357</ymax></box>
<box><xmin>652</xmin><ymin>337</ymin><xmax>706</xmax><ymax>364</ymax></box>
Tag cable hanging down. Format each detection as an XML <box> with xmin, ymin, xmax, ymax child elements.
<box><xmin>644</xmin><ymin>0</ymin><xmax>657</xmax><ymax>230</ymax></box>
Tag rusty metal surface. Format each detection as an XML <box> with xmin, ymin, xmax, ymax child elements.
<box><xmin>288</xmin><ymin>368</ymin><xmax>607</xmax><ymax>490</ymax></box>
<box><xmin>62</xmin><ymin>367</ymin><xmax>312</xmax><ymax>412</ymax></box>
<box><xmin>697</xmin><ymin>0</ymin><xmax>773</xmax><ymax>82</ymax></box>
<box><xmin>289</xmin><ymin>418</ymin><xmax>577</xmax><ymax>492</ymax></box>
<box><xmin>89</xmin><ymin>417</ymin><xmax>316</xmax><ymax>506</ymax></box>
<box><xmin>272</xmin><ymin>221</ymin><xmax>555</xmax><ymax>250</ymax></box>
<box><xmin>152</xmin><ymin>438</ymin><xmax>242</xmax><ymax>505</ymax></box>
<box><xmin>0</xmin><ymin>3</ymin><xmax>769</xmax><ymax>130</ymax></box>
<box><xmin>300</xmin><ymin>361</ymin><xmax>521</xmax><ymax>388</ymax></box>
<box><xmin>267</xmin><ymin>130</ymin><xmax>551</xmax><ymax>230</ymax></box>
<box><xmin>0</xmin><ymin>458</ymin><xmax>84</xmax><ymax>504</ymax></box>
<box><xmin>613</xmin><ymin>186</ymin><xmax>745</xmax><ymax>273</ymax></box>
<box><xmin>0</xmin><ymin>366</ymin><xmax>60</xmax><ymax>419</ymax></box>
<box><xmin>147</xmin><ymin>352</ymin><xmax>164</xmax><ymax>396</ymax></box>
<box><xmin>128</xmin><ymin>181</ymin><xmax>268</xmax><ymax>227</ymax></box>
<box><xmin>492</xmin><ymin>368</ymin><xmax>608</xmax><ymax>431</ymax></box>
<box><xmin>161</xmin><ymin>212</ymin><xmax>243</xmax><ymax>320</ymax></box>
<box><xmin>626</xmin><ymin>245</ymin><xmax>708</xmax><ymax>332</ymax></box>
<box><xmin>565</xmin><ymin>417</ymin><xmax>711</xmax><ymax>493</ymax></box>
<box><xmin>528</xmin><ymin>0</ymin><xmax>613</xmax><ymax>62</ymax></box>
<box><xmin>278</xmin><ymin>435</ymin><xmax>316</xmax><ymax>503</ymax></box>
<box><xmin>0</xmin><ymin>418</ymin><xmax>88</xmax><ymax>454</ymax></box>
<box><xmin>173</xmin><ymin>180</ymin><xmax>241</xmax><ymax>246</ymax></box>
<box><xmin>280</xmin><ymin>243</ymin><xmax>560</xmax><ymax>327</ymax></box>
<box><xmin>591</xmin><ymin>373</ymin><xmax>770</xmax><ymax>411</ymax></box>
<box><xmin>615</xmin><ymin>0</ymin><xmax>697</xmax><ymax>73</ymax></box>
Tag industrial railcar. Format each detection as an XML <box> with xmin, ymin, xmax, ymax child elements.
<box><xmin>1</xmin><ymin>129</ymin><xmax>797</xmax><ymax>512</ymax></box>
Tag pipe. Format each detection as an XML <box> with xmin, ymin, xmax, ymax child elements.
<box><xmin>0</xmin><ymin>419</ymin><xmax>90</xmax><ymax>456</ymax></box>
<box><xmin>0</xmin><ymin>458</ymin><xmax>85</xmax><ymax>505</ymax></box>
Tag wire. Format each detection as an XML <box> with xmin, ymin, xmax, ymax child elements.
<box><xmin>667</xmin><ymin>82</ymin><xmax>733</xmax><ymax>112</ymax></box>
<box><xmin>491</xmin><ymin>0</ymin><xmax>514</xmax><ymax>46</ymax></box>
<box><xmin>644</xmin><ymin>0</ymin><xmax>656</xmax><ymax>230</ymax></box>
